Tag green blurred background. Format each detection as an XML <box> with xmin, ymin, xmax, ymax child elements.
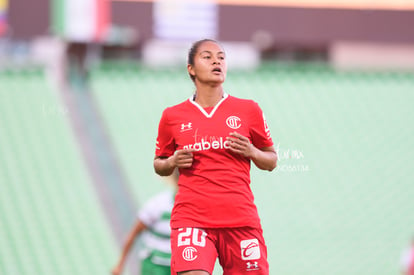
<box><xmin>1</xmin><ymin>62</ymin><xmax>413</xmax><ymax>274</ymax></box>
<box><xmin>1</xmin><ymin>0</ymin><xmax>414</xmax><ymax>274</ymax></box>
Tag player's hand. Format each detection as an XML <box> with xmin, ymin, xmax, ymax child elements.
<box><xmin>226</xmin><ymin>132</ymin><xmax>255</xmax><ymax>158</ymax></box>
<box><xmin>172</xmin><ymin>148</ymin><xmax>195</xmax><ymax>168</ymax></box>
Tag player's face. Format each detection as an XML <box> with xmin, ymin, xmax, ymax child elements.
<box><xmin>188</xmin><ymin>41</ymin><xmax>227</xmax><ymax>85</ymax></box>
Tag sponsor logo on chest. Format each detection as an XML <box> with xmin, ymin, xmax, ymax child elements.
<box><xmin>180</xmin><ymin>115</ymin><xmax>242</xmax><ymax>151</ymax></box>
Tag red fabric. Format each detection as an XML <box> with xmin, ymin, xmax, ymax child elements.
<box><xmin>94</xmin><ymin>0</ymin><xmax>110</xmax><ymax>41</ymax></box>
<box><xmin>155</xmin><ymin>95</ymin><xmax>274</xmax><ymax>229</ymax></box>
<box><xmin>409</xmin><ymin>248</ymin><xmax>414</xmax><ymax>275</ymax></box>
<box><xmin>171</xmin><ymin>227</ymin><xmax>269</xmax><ymax>275</ymax></box>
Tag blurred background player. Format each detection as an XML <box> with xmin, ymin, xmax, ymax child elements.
<box><xmin>112</xmin><ymin>170</ymin><xmax>178</xmax><ymax>275</ymax></box>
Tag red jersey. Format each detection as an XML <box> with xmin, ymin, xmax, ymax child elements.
<box><xmin>155</xmin><ymin>94</ymin><xmax>274</xmax><ymax>229</ymax></box>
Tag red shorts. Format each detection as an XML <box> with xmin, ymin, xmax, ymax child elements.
<box><xmin>170</xmin><ymin>227</ymin><xmax>269</xmax><ymax>275</ymax></box>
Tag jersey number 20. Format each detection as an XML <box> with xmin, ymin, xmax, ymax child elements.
<box><xmin>177</xmin><ymin>228</ymin><xmax>207</xmax><ymax>247</ymax></box>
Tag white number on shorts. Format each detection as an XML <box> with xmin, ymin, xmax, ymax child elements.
<box><xmin>177</xmin><ymin>228</ymin><xmax>192</xmax><ymax>246</ymax></box>
<box><xmin>177</xmin><ymin>228</ymin><xmax>207</xmax><ymax>247</ymax></box>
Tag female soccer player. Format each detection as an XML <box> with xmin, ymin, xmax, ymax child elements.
<box><xmin>154</xmin><ymin>39</ymin><xmax>277</xmax><ymax>275</ymax></box>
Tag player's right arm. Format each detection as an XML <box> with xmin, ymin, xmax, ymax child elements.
<box><xmin>155</xmin><ymin>107</ymin><xmax>195</xmax><ymax>176</ymax></box>
<box><xmin>154</xmin><ymin>149</ymin><xmax>195</xmax><ymax>176</ymax></box>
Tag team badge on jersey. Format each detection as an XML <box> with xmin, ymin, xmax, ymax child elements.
<box><xmin>226</xmin><ymin>116</ymin><xmax>241</xmax><ymax>129</ymax></box>
<box><xmin>240</xmin><ymin>239</ymin><xmax>261</xmax><ymax>260</ymax></box>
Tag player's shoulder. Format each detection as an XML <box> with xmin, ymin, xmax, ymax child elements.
<box><xmin>162</xmin><ymin>98</ymin><xmax>192</xmax><ymax>117</ymax></box>
<box><xmin>165</xmin><ymin>98</ymin><xmax>191</xmax><ymax>110</ymax></box>
<box><xmin>227</xmin><ymin>95</ymin><xmax>260</xmax><ymax>109</ymax></box>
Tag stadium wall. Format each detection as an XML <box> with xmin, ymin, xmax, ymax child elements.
<box><xmin>7</xmin><ymin>0</ymin><xmax>414</xmax><ymax>46</ymax></box>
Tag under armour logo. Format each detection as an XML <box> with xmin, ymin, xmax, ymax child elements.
<box><xmin>181</xmin><ymin>122</ymin><xmax>192</xmax><ymax>132</ymax></box>
<box><xmin>246</xmin><ymin>261</ymin><xmax>259</xmax><ymax>270</ymax></box>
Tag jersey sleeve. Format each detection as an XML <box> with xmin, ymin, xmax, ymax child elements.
<box><xmin>249</xmin><ymin>101</ymin><xmax>274</xmax><ymax>149</ymax></box>
<box><xmin>155</xmin><ymin>108</ymin><xmax>176</xmax><ymax>157</ymax></box>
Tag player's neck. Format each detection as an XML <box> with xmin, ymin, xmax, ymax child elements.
<box><xmin>194</xmin><ymin>85</ymin><xmax>224</xmax><ymax>108</ymax></box>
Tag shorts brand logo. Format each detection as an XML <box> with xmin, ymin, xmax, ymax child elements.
<box><xmin>246</xmin><ymin>261</ymin><xmax>259</xmax><ymax>271</ymax></box>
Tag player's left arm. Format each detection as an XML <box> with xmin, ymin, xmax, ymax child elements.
<box><xmin>227</xmin><ymin>132</ymin><xmax>277</xmax><ymax>171</ymax></box>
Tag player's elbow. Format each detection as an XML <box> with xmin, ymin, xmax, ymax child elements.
<box><xmin>267</xmin><ymin>159</ymin><xmax>277</xmax><ymax>171</ymax></box>
<box><xmin>256</xmin><ymin>158</ymin><xmax>277</xmax><ymax>171</ymax></box>
<box><xmin>153</xmin><ymin>156</ymin><xmax>176</xmax><ymax>176</ymax></box>
<box><xmin>153</xmin><ymin>166</ymin><xmax>173</xmax><ymax>177</ymax></box>
<box><xmin>266</xmin><ymin>153</ymin><xmax>278</xmax><ymax>171</ymax></box>
<box><xmin>257</xmin><ymin>147</ymin><xmax>277</xmax><ymax>171</ymax></box>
